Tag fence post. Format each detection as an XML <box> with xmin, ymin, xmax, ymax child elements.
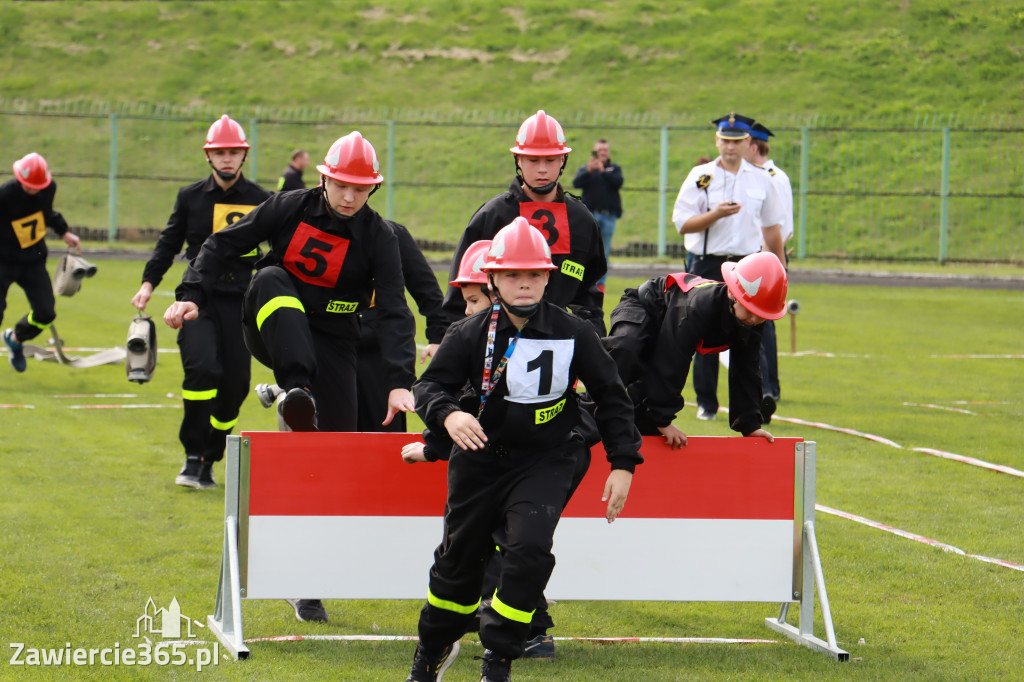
<box><xmin>248</xmin><ymin>119</ymin><xmax>259</xmax><ymax>184</ymax></box>
<box><xmin>658</xmin><ymin>125</ymin><xmax>669</xmax><ymax>258</ymax></box>
<box><xmin>939</xmin><ymin>127</ymin><xmax>950</xmax><ymax>264</ymax></box>
<box><xmin>108</xmin><ymin>113</ymin><xmax>118</xmax><ymax>243</ymax></box>
<box><xmin>386</xmin><ymin>120</ymin><xmax>395</xmax><ymax>220</ymax></box>
<box><xmin>798</xmin><ymin>126</ymin><xmax>809</xmax><ymax>260</ymax></box>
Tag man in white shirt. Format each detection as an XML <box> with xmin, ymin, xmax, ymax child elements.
<box><xmin>745</xmin><ymin>122</ymin><xmax>793</xmax><ymax>417</ymax></box>
<box><xmin>672</xmin><ymin>113</ymin><xmax>785</xmax><ymax>421</ymax></box>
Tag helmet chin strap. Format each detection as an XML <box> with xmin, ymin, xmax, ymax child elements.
<box><xmin>320</xmin><ymin>177</ymin><xmax>380</xmax><ymax>220</ymax></box>
<box><xmin>489</xmin><ymin>274</ymin><xmax>540</xmax><ymax>319</ymax></box>
<box><xmin>207</xmin><ymin>150</ymin><xmax>247</xmax><ymax>182</ymax></box>
<box><xmin>514</xmin><ymin>156</ymin><xmax>566</xmax><ymax>196</ymax></box>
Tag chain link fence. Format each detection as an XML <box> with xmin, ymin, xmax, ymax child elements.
<box><xmin>1</xmin><ymin>100</ymin><xmax>1021</xmax><ymax>263</ymax></box>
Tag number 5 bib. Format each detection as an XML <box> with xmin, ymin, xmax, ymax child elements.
<box><xmin>283</xmin><ymin>222</ymin><xmax>350</xmax><ymax>287</ymax></box>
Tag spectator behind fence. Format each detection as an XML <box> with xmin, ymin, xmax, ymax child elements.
<box><xmin>745</xmin><ymin>121</ymin><xmax>794</xmax><ymax>418</ymax></box>
<box><xmin>277</xmin><ymin>149</ymin><xmax>310</xmax><ymax>192</ymax></box>
<box><xmin>572</xmin><ymin>138</ymin><xmax>623</xmax><ymax>287</ymax></box>
<box><xmin>671</xmin><ymin>112</ymin><xmax>785</xmax><ymax>423</ymax></box>
<box><xmin>2</xmin><ymin>152</ymin><xmax>81</xmax><ymax>374</ymax></box>
<box><xmin>131</xmin><ymin>115</ymin><xmax>272</xmax><ymax>490</ymax></box>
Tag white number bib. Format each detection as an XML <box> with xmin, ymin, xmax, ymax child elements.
<box><xmin>504</xmin><ymin>338</ymin><xmax>574</xmax><ymax>405</ymax></box>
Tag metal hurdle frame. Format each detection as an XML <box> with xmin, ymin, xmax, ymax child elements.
<box><xmin>208</xmin><ymin>436</ymin><xmax>847</xmax><ymax>662</ymax></box>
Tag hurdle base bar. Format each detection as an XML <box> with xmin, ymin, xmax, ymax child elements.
<box><xmin>764</xmin><ymin>520</ymin><xmax>848</xmax><ymax>662</ymax></box>
<box><xmin>208</xmin><ymin>437</ymin><xmax>249</xmax><ymax>660</ymax></box>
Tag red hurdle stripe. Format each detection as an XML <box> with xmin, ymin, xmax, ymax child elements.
<box><xmin>243</xmin><ymin>433</ymin><xmax>798</xmax><ymax>521</ymax></box>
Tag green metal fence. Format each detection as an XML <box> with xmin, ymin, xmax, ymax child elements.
<box><xmin>1</xmin><ymin>100</ymin><xmax>1021</xmax><ymax>263</ymax></box>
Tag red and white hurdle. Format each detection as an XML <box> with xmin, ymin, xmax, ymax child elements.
<box><xmin>208</xmin><ymin>433</ymin><xmax>847</xmax><ymax>661</ymax></box>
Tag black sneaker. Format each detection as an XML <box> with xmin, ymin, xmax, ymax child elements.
<box><xmin>760</xmin><ymin>394</ymin><xmax>777</xmax><ymax>425</ymax></box>
<box><xmin>285</xmin><ymin>599</ymin><xmax>329</xmax><ymax>622</ymax></box>
<box><xmin>522</xmin><ymin>633</ymin><xmax>555</xmax><ymax>660</ymax></box>
<box><xmin>478</xmin><ymin>650</ymin><xmax>512</xmax><ymax>682</ymax></box>
<box><xmin>196</xmin><ymin>460</ymin><xmax>217</xmax><ymax>489</ymax></box>
<box><xmin>280</xmin><ymin>387</ymin><xmax>318</xmax><ymax>431</ymax></box>
<box><xmin>174</xmin><ymin>455</ymin><xmax>203</xmax><ymax>488</ymax></box>
<box><xmin>3</xmin><ymin>329</ymin><xmax>26</xmax><ymax>373</ymax></box>
<box><xmin>407</xmin><ymin>641</ymin><xmax>460</xmax><ymax>682</ymax></box>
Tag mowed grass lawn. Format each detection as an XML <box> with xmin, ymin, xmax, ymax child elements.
<box><xmin>1</xmin><ymin>257</ymin><xmax>1021</xmax><ymax>680</ymax></box>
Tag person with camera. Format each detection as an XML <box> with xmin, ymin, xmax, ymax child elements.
<box><xmin>671</xmin><ymin>113</ymin><xmax>785</xmax><ymax>422</ymax></box>
<box><xmin>572</xmin><ymin>138</ymin><xmax>623</xmax><ymax>288</ymax></box>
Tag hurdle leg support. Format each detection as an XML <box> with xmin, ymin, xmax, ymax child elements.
<box><xmin>208</xmin><ymin>516</ymin><xmax>249</xmax><ymax>660</ymax></box>
<box><xmin>765</xmin><ymin>520</ymin><xmax>848</xmax><ymax>661</ymax></box>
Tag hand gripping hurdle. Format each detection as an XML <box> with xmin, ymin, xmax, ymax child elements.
<box><xmin>208</xmin><ymin>433</ymin><xmax>847</xmax><ymax>661</ymax></box>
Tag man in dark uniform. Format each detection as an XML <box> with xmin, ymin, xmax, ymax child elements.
<box><xmin>442</xmin><ymin>110</ymin><xmax>607</xmax><ymax>336</ymax></box>
<box><xmin>132</xmin><ymin>115</ymin><xmax>271</xmax><ymax>490</ymax></box>
<box><xmin>405</xmin><ymin>218</ymin><xmax>640</xmax><ymax>682</ymax></box>
<box><xmin>572</xmin><ymin>137</ymin><xmax>623</xmax><ymax>288</ymax></box>
<box><xmin>164</xmin><ymin>130</ymin><xmax>417</xmax><ymax>625</ymax></box>
<box><xmin>603</xmin><ymin>252</ymin><xmax>788</xmax><ymax>447</ymax></box>
<box><xmin>1</xmin><ymin>152</ymin><xmax>81</xmax><ymax>373</ymax></box>
<box><xmin>277</xmin><ymin>149</ymin><xmax>309</xmax><ymax>192</ymax></box>
<box><xmin>355</xmin><ymin>219</ymin><xmax>447</xmax><ymax>433</ymax></box>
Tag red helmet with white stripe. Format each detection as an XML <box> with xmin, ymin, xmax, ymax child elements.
<box><xmin>482</xmin><ymin>217</ymin><xmax>557</xmax><ymax>272</ymax></box>
<box><xmin>450</xmin><ymin>240</ymin><xmax>492</xmax><ymax>287</ymax></box>
<box><xmin>509</xmin><ymin>110</ymin><xmax>572</xmax><ymax>156</ymax></box>
<box><xmin>721</xmin><ymin>252</ymin><xmax>788</xmax><ymax>320</ymax></box>
<box><xmin>12</xmin><ymin>153</ymin><xmax>52</xmax><ymax>190</ymax></box>
<box><xmin>317</xmin><ymin>131</ymin><xmax>384</xmax><ymax>185</ymax></box>
<box><xmin>202</xmin><ymin>115</ymin><xmax>251</xmax><ymax>150</ymax></box>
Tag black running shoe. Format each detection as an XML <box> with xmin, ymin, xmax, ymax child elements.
<box><xmin>477</xmin><ymin>650</ymin><xmax>512</xmax><ymax>682</ymax></box>
<box><xmin>406</xmin><ymin>641</ymin><xmax>460</xmax><ymax>681</ymax></box>
<box><xmin>522</xmin><ymin>633</ymin><xmax>555</xmax><ymax>660</ymax></box>
<box><xmin>285</xmin><ymin>599</ymin><xmax>329</xmax><ymax>623</ymax></box>
<box><xmin>281</xmin><ymin>387</ymin><xmax>318</xmax><ymax>431</ymax></box>
<box><xmin>3</xmin><ymin>329</ymin><xmax>26</xmax><ymax>372</ymax></box>
<box><xmin>174</xmin><ymin>455</ymin><xmax>203</xmax><ymax>488</ymax></box>
<box><xmin>760</xmin><ymin>394</ymin><xmax>777</xmax><ymax>425</ymax></box>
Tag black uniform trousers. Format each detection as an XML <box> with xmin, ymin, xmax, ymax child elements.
<box><xmin>686</xmin><ymin>254</ymin><xmax>742</xmax><ymax>413</ymax></box>
<box><xmin>354</xmin><ymin>318</ymin><xmax>406</xmax><ymax>433</ymax></box>
<box><xmin>418</xmin><ymin>442</ymin><xmax>582</xmax><ymax>659</ymax></box>
<box><xmin>0</xmin><ymin>259</ymin><xmax>56</xmax><ymax>343</ymax></box>
<box><xmin>478</xmin><ymin>441</ymin><xmax>591</xmax><ymax>636</ymax></box>
<box><xmin>242</xmin><ymin>265</ymin><xmax>358</xmax><ymax>432</ymax></box>
<box><xmin>177</xmin><ymin>292</ymin><xmax>250</xmax><ymax>462</ymax></box>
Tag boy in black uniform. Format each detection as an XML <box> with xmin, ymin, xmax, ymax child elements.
<box><xmin>131</xmin><ymin>115</ymin><xmax>271</xmax><ymax>489</ymax></box>
<box><xmin>406</xmin><ymin>218</ymin><xmax>641</xmax><ymax>682</ymax></box>
<box><xmin>165</xmin><ymin>131</ymin><xmax>417</xmax><ymax>624</ymax></box>
<box><xmin>603</xmin><ymin>252</ymin><xmax>788</xmax><ymax>447</ymax></box>
<box><xmin>355</xmin><ymin>219</ymin><xmax>447</xmax><ymax>432</ymax></box>
<box><xmin>2</xmin><ymin>152</ymin><xmax>81</xmax><ymax>373</ymax></box>
<box><xmin>442</xmin><ymin>110</ymin><xmax>607</xmax><ymax>336</ymax></box>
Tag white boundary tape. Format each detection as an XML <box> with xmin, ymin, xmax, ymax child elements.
<box><xmin>229</xmin><ymin>635</ymin><xmax>778</xmax><ymax>645</ymax></box>
<box><xmin>68</xmin><ymin>404</ymin><xmax>182</xmax><ymax>409</ymax></box>
<box><xmin>816</xmin><ymin>505</ymin><xmax>1024</xmax><ymax>573</ymax></box>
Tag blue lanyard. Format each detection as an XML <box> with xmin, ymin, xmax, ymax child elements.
<box><xmin>478</xmin><ymin>301</ymin><xmax>525</xmax><ymax>417</ymax></box>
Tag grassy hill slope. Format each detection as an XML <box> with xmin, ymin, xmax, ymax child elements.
<box><xmin>1</xmin><ymin>0</ymin><xmax>1022</xmax><ymax>118</ymax></box>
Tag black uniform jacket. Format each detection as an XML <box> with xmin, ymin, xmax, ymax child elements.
<box><xmin>277</xmin><ymin>165</ymin><xmax>305</xmax><ymax>192</ymax></box>
<box><xmin>610</xmin><ymin>273</ymin><xmax>764</xmax><ymax>436</ymax></box>
<box><xmin>442</xmin><ymin>180</ymin><xmax>607</xmax><ymax>335</ymax></box>
<box><xmin>143</xmin><ymin>174</ymin><xmax>271</xmax><ymax>296</ymax></box>
<box><xmin>0</xmin><ymin>179</ymin><xmax>70</xmax><ymax>264</ymax></box>
<box><xmin>415</xmin><ymin>300</ymin><xmax>642</xmax><ymax>473</ymax></box>
<box><xmin>358</xmin><ymin>221</ymin><xmax>447</xmax><ymax>347</ymax></box>
<box><xmin>176</xmin><ymin>187</ymin><xmax>416</xmax><ymax>392</ymax></box>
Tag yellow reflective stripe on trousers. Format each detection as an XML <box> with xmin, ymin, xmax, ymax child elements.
<box><xmin>256</xmin><ymin>296</ymin><xmax>305</xmax><ymax>331</ymax></box>
<box><xmin>181</xmin><ymin>388</ymin><xmax>217</xmax><ymax>401</ymax></box>
<box><xmin>490</xmin><ymin>593</ymin><xmax>535</xmax><ymax>624</ymax></box>
<box><xmin>427</xmin><ymin>589</ymin><xmax>480</xmax><ymax>615</ymax></box>
<box><xmin>27</xmin><ymin>312</ymin><xmax>48</xmax><ymax>330</ymax></box>
<box><xmin>209</xmin><ymin>415</ymin><xmax>238</xmax><ymax>431</ymax></box>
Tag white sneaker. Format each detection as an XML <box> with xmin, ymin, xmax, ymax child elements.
<box><xmin>696</xmin><ymin>406</ymin><xmax>717</xmax><ymax>421</ymax></box>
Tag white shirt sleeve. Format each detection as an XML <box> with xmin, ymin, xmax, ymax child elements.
<box><xmin>672</xmin><ymin>166</ymin><xmax>707</xmax><ymax>234</ymax></box>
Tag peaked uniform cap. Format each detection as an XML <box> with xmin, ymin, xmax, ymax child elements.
<box><xmin>711</xmin><ymin>113</ymin><xmax>755</xmax><ymax>140</ymax></box>
<box><xmin>721</xmin><ymin>252</ymin><xmax>788</xmax><ymax>320</ymax></box>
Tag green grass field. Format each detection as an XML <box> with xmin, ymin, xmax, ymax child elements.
<box><xmin>1</xmin><ymin>257</ymin><xmax>1021</xmax><ymax>680</ymax></box>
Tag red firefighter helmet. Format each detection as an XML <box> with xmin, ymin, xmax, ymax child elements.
<box><xmin>202</xmin><ymin>115</ymin><xmax>251</xmax><ymax>150</ymax></box>
<box><xmin>12</xmin><ymin>152</ymin><xmax>52</xmax><ymax>190</ymax></box>
<box><xmin>317</xmin><ymin>131</ymin><xmax>384</xmax><ymax>185</ymax></box>
<box><xmin>482</xmin><ymin>217</ymin><xmax>557</xmax><ymax>272</ymax></box>
<box><xmin>450</xmin><ymin>240</ymin><xmax>492</xmax><ymax>287</ymax></box>
<box><xmin>721</xmin><ymin>252</ymin><xmax>788</xmax><ymax>320</ymax></box>
<box><xmin>509</xmin><ymin>110</ymin><xmax>572</xmax><ymax>156</ymax></box>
